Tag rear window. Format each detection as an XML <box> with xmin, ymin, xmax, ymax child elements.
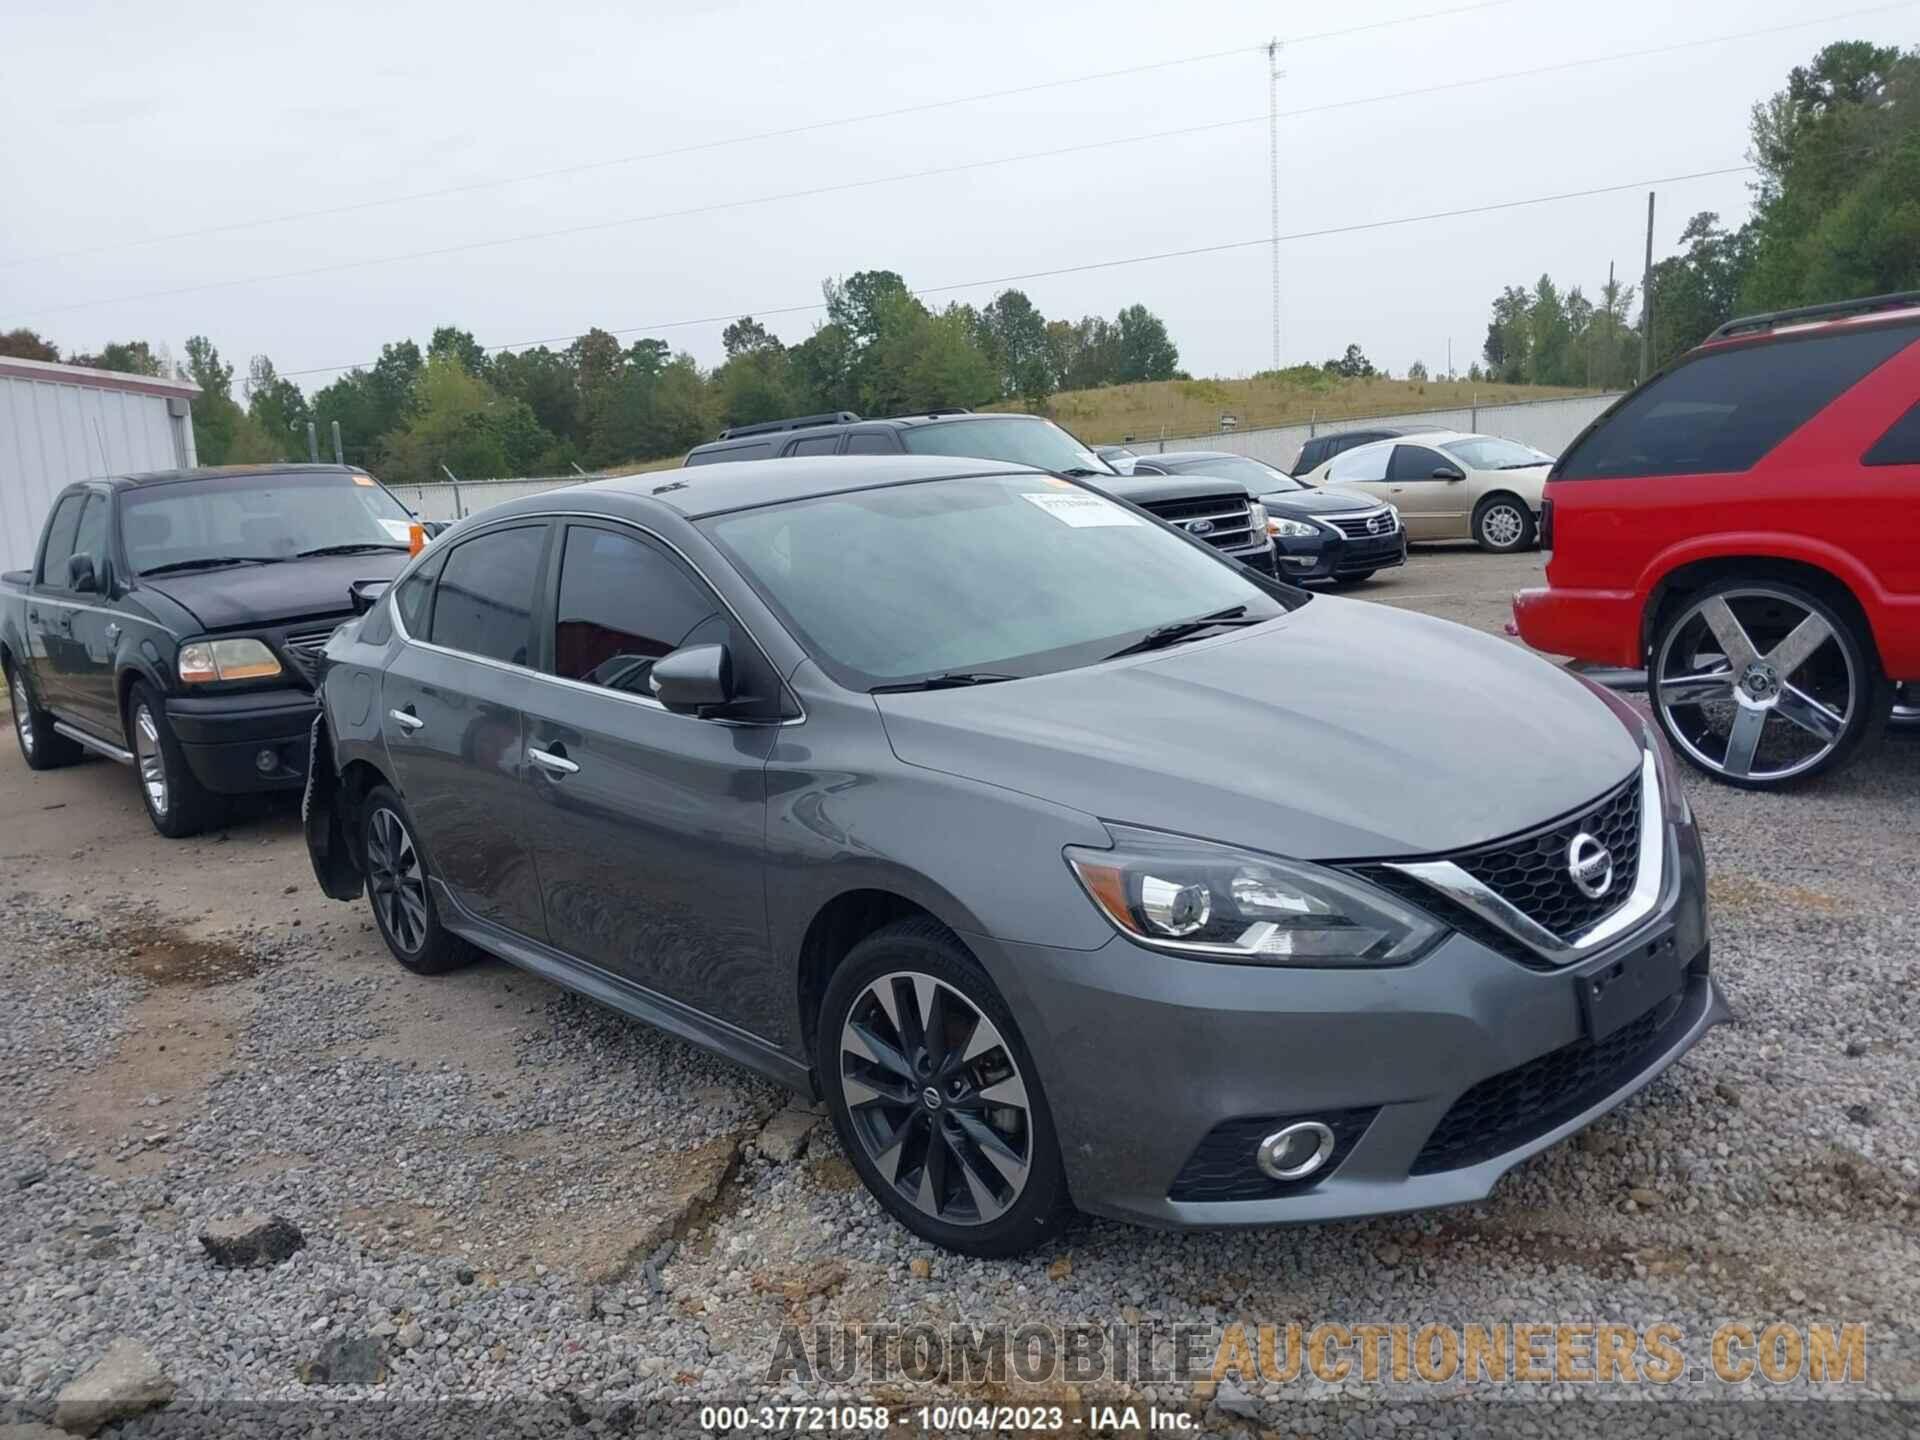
<box><xmin>1558</xmin><ymin>324</ymin><xmax>1918</xmax><ymax>480</ymax></box>
<box><xmin>687</xmin><ymin>442</ymin><xmax>773</xmax><ymax>466</ymax></box>
<box><xmin>1864</xmin><ymin>399</ymin><xmax>1920</xmax><ymax>466</ymax></box>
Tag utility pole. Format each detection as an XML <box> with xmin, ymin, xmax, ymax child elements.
<box><xmin>1267</xmin><ymin>38</ymin><xmax>1285</xmax><ymax>371</ymax></box>
<box><xmin>1639</xmin><ymin>192</ymin><xmax>1656</xmax><ymax>384</ymax></box>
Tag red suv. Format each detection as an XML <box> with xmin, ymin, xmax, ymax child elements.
<box><xmin>1514</xmin><ymin>292</ymin><xmax>1920</xmax><ymax>789</ymax></box>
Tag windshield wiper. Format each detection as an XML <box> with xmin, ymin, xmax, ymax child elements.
<box><xmin>137</xmin><ymin>556</ymin><xmax>283</xmax><ymax>576</ymax></box>
<box><xmin>1056</xmin><ymin>467</ymin><xmax>1107</xmax><ymax>478</ymax></box>
<box><xmin>1104</xmin><ymin>605</ymin><xmax>1263</xmax><ymax>659</ymax></box>
<box><xmin>295</xmin><ymin>542</ymin><xmax>411</xmax><ymax>558</ymax></box>
<box><xmin>869</xmin><ymin>671</ymin><xmax>1020</xmax><ymax>694</ymax></box>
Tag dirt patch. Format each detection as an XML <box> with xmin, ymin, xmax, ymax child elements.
<box><xmin>807</xmin><ymin>1154</ymin><xmax>862</xmax><ymax>1193</ymax></box>
<box><xmin>1708</xmin><ymin>873</ymin><xmax>1847</xmax><ymax>918</ymax></box>
<box><xmin>110</xmin><ymin>922</ymin><xmax>275</xmax><ymax>987</ymax></box>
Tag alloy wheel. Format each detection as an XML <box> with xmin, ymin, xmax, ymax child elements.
<box><xmin>1480</xmin><ymin>502</ymin><xmax>1526</xmax><ymax>549</ymax></box>
<box><xmin>366</xmin><ymin>806</ymin><xmax>429</xmax><ymax>954</ymax></box>
<box><xmin>838</xmin><ymin>971</ymin><xmax>1032</xmax><ymax>1227</ymax></box>
<box><xmin>133</xmin><ymin>705</ymin><xmax>168</xmax><ymax>815</ymax></box>
<box><xmin>1655</xmin><ymin>588</ymin><xmax>1856</xmax><ymax>783</ymax></box>
<box><xmin>11</xmin><ymin>673</ymin><xmax>33</xmax><ymax>757</ymax></box>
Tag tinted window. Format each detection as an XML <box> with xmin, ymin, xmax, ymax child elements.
<box><xmin>429</xmin><ymin>525</ymin><xmax>544</xmax><ymax>666</ymax></box>
<box><xmin>1327</xmin><ymin>445</ymin><xmax>1391</xmax><ymax>484</ymax></box>
<box><xmin>844</xmin><ymin>433</ymin><xmax>896</xmax><ymax>455</ymax></box>
<box><xmin>687</xmin><ymin>442</ymin><xmax>772</xmax><ymax>466</ymax></box>
<box><xmin>1559</xmin><ymin>324</ymin><xmax>1918</xmax><ymax>480</ymax></box>
<box><xmin>38</xmin><ymin>495</ymin><xmax>85</xmax><ymax>584</ymax></box>
<box><xmin>393</xmin><ymin>549</ymin><xmax>445</xmax><ymax>636</ymax></box>
<box><xmin>1865</xmin><ymin>399</ymin><xmax>1920</xmax><ymax>466</ymax></box>
<box><xmin>552</xmin><ymin>526</ymin><xmax>726</xmax><ymax>696</ymax></box>
<box><xmin>787</xmin><ymin>435</ymin><xmax>841</xmax><ymax>457</ymax></box>
<box><xmin>1388</xmin><ymin>445</ymin><xmax>1453</xmax><ymax>481</ymax></box>
<box><xmin>67</xmin><ymin>495</ymin><xmax>109</xmax><ymax>583</ymax></box>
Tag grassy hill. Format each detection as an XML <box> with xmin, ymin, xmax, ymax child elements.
<box><xmin>990</xmin><ymin>376</ymin><xmax>1601</xmax><ymax>445</ymax></box>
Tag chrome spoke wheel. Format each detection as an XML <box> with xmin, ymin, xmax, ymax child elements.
<box><xmin>133</xmin><ymin>705</ymin><xmax>168</xmax><ymax>815</ymax></box>
<box><xmin>1655</xmin><ymin>587</ymin><xmax>1856</xmax><ymax>783</ymax></box>
<box><xmin>11</xmin><ymin>673</ymin><xmax>33</xmax><ymax>756</ymax></box>
<box><xmin>839</xmin><ymin>971</ymin><xmax>1032</xmax><ymax>1227</ymax></box>
<box><xmin>1481</xmin><ymin>503</ymin><xmax>1525</xmax><ymax>549</ymax></box>
<box><xmin>366</xmin><ymin>806</ymin><xmax>429</xmax><ymax>954</ymax></box>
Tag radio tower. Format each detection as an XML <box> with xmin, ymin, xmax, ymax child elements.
<box><xmin>1267</xmin><ymin>38</ymin><xmax>1285</xmax><ymax>370</ymax></box>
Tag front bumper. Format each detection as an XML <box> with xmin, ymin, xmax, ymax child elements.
<box><xmin>968</xmin><ymin>810</ymin><xmax>1719</xmax><ymax>1227</ymax></box>
<box><xmin>165</xmin><ymin>688</ymin><xmax>317</xmax><ymax>794</ymax></box>
<box><xmin>1272</xmin><ymin>528</ymin><xmax>1408</xmax><ymax>583</ymax></box>
<box><xmin>1512</xmin><ymin>584</ymin><xmax>1643</xmax><ymax>667</ymax></box>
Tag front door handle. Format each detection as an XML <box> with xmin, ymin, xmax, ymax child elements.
<box><xmin>388</xmin><ymin>707</ymin><xmax>425</xmax><ymax>732</ymax></box>
<box><xmin>528</xmin><ymin>745</ymin><xmax>579</xmax><ymax>776</ymax></box>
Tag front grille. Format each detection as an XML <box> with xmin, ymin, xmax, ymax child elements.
<box><xmin>1141</xmin><ymin>493</ymin><xmax>1256</xmax><ymax>551</ymax></box>
<box><xmin>1453</xmin><ymin>775</ymin><xmax>1641</xmax><ymax>941</ymax></box>
<box><xmin>1323</xmin><ymin>509</ymin><xmax>1397</xmax><ymax>540</ymax></box>
<box><xmin>1411</xmin><ymin>987</ymin><xmax>1691</xmax><ymax>1174</ymax></box>
<box><xmin>279</xmin><ymin>630</ymin><xmax>334</xmax><ymax>688</ymax></box>
<box><xmin>1169</xmin><ymin>1107</ymin><xmax>1377</xmax><ymax>1202</ymax></box>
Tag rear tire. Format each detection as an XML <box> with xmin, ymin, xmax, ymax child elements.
<box><xmin>817</xmin><ymin>918</ymin><xmax>1072</xmax><ymax>1258</ymax></box>
<box><xmin>127</xmin><ymin>681</ymin><xmax>224</xmax><ymax>837</ymax></box>
<box><xmin>1472</xmin><ymin>494</ymin><xmax>1536</xmax><ymax>553</ymax></box>
<box><xmin>360</xmin><ymin>784</ymin><xmax>476</xmax><ymax>974</ymax></box>
<box><xmin>7</xmin><ymin>660</ymin><xmax>83</xmax><ymax>770</ymax></box>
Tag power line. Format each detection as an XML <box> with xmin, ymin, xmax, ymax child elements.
<box><xmin>20</xmin><ymin>3</ymin><xmax>1903</xmax><ymax>322</ymax></box>
<box><xmin>278</xmin><ymin>164</ymin><xmax>1757</xmax><ymax>381</ymax></box>
<box><xmin>0</xmin><ymin>0</ymin><xmax>1524</xmax><ymax>271</ymax></box>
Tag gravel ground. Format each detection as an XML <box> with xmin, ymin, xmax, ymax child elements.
<box><xmin>2</xmin><ymin>562</ymin><xmax>1917</xmax><ymax>1438</ymax></box>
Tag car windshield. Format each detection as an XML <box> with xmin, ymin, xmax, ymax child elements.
<box><xmin>1442</xmin><ymin>437</ymin><xmax>1553</xmax><ymax>470</ymax></box>
<box><xmin>122</xmin><ymin>471</ymin><xmax>414</xmax><ymax>576</ymax></box>
<box><xmin>899</xmin><ymin>417</ymin><xmax>1116</xmax><ymax>475</ymax></box>
<box><xmin>1172</xmin><ymin>455</ymin><xmax>1308</xmax><ymax>492</ymax></box>
<box><xmin>701</xmin><ymin>474</ymin><xmax>1293</xmax><ymax>690</ymax></box>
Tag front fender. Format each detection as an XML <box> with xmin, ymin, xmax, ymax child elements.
<box><xmin>302</xmin><ymin>712</ymin><xmax>364</xmax><ymax>901</ymax></box>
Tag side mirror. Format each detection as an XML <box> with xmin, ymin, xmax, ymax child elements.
<box><xmin>66</xmin><ymin>553</ymin><xmax>98</xmax><ymax>593</ymax></box>
<box><xmin>349</xmin><ymin>578</ymin><xmax>392</xmax><ymax>615</ymax></box>
<box><xmin>422</xmin><ymin>521</ymin><xmax>450</xmax><ymax>539</ymax></box>
<box><xmin>1433</xmin><ymin>465</ymin><xmax>1466</xmax><ymax>481</ymax></box>
<box><xmin>650</xmin><ymin>643</ymin><xmax>734</xmax><ymax>715</ymax></box>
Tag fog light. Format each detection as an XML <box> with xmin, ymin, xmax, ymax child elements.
<box><xmin>255</xmin><ymin>748</ymin><xmax>278</xmax><ymax>774</ymax></box>
<box><xmin>1255</xmin><ymin>1120</ymin><xmax>1336</xmax><ymax>1181</ymax></box>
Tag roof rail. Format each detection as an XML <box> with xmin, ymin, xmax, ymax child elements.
<box><xmin>1709</xmin><ymin>291</ymin><xmax>1920</xmax><ymax>342</ymax></box>
<box><xmin>881</xmin><ymin>407</ymin><xmax>975</xmax><ymax>420</ymax></box>
<box><xmin>717</xmin><ymin>410</ymin><xmax>861</xmax><ymax>440</ymax></box>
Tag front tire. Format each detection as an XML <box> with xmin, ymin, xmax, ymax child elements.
<box><xmin>1472</xmin><ymin>494</ymin><xmax>1536</xmax><ymax>553</ymax></box>
<box><xmin>127</xmin><ymin>681</ymin><xmax>224</xmax><ymax>837</ymax></box>
<box><xmin>7</xmin><ymin>661</ymin><xmax>83</xmax><ymax>770</ymax></box>
<box><xmin>817</xmin><ymin>919</ymin><xmax>1072</xmax><ymax>1258</ymax></box>
<box><xmin>1650</xmin><ymin>579</ymin><xmax>1888</xmax><ymax>789</ymax></box>
<box><xmin>360</xmin><ymin>784</ymin><xmax>475</xmax><ymax>974</ymax></box>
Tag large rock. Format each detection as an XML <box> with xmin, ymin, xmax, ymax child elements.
<box><xmin>755</xmin><ymin>1105</ymin><xmax>821</xmax><ymax>1164</ymax></box>
<box><xmin>199</xmin><ymin>1212</ymin><xmax>305</xmax><ymax>1268</ymax></box>
<box><xmin>52</xmin><ymin>1339</ymin><xmax>175</xmax><ymax>1435</ymax></box>
<box><xmin>298</xmin><ymin>1335</ymin><xmax>386</xmax><ymax>1386</ymax></box>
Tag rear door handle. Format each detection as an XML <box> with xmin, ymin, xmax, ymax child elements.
<box><xmin>388</xmin><ymin>707</ymin><xmax>425</xmax><ymax>732</ymax></box>
<box><xmin>528</xmin><ymin>745</ymin><xmax>579</xmax><ymax>776</ymax></box>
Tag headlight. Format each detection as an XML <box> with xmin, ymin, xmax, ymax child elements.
<box><xmin>1065</xmin><ymin>825</ymin><xmax>1443</xmax><ymax>965</ymax></box>
<box><xmin>178</xmin><ymin>638</ymin><xmax>283</xmax><ymax>684</ymax></box>
<box><xmin>1247</xmin><ymin>501</ymin><xmax>1269</xmax><ymax>534</ymax></box>
<box><xmin>1387</xmin><ymin>504</ymin><xmax>1401</xmax><ymax>526</ymax></box>
<box><xmin>1266</xmin><ymin>516</ymin><xmax>1322</xmax><ymax>539</ymax></box>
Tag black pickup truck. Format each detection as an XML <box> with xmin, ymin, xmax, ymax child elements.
<box><xmin>2</xmin><ymin>464</ymin><xmax>419</xmax><ymax>836</ymax></box>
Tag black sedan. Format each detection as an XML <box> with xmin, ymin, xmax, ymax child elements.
<box><xmin>1124</xmin><ymin>451</ymin><xmax>1406</xmax><ymax>585</ymax></box>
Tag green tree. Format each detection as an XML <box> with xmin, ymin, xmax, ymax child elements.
<box><xmin>978</xmin><ymin>289</ymin><xmax>1054</xmax><ymax>404</ymax></box>
<box><xmin>1483</xmin><ymin>287</ymin><xmax>1531</xmax><ymax>382</ymax></box>
<box><xmin>1407</xmin><ymin>360</ymin><xmax>1430</xmax><ymax>382</ymax></box>
<box><xmin>1113</xmin><ymin>304</ymin><xmax>1179</xmax><ymax>382</ymax></box>
<box><xmin>1321</xmin><ymin>343</ymin><xmax>1376</xmax><ymax>379</ymax></box>
<box><xmin>0</xmin><ymin>328</ymin><xmax>59</xmax><ymax>361</ymax></box>
<box><xmin>428</xmin><ymin>325</ymin><xmax>489</xmax><ymax>377</ymax></box>
<box><xmin>69</xmin><ymin>339</ymin><xmax>166</xmax><ymax>376</ymax></box>
<box><xmin>1648</xmin><ymin>212</ymin><xmax>1753</xmax><ymax>367</ymax></box>
<box><xmin>376</xmin><ymin>356</ymin><xmax>555</xmax><ymax>482</ymax></box>
<box><xmin>182</xmin><ymin>335</ymin><xmax>244</xmax><ymax>465</ymax></box>
<box><xmin>1526</xmin><ymin>276</ymin><xmax>1572</xmax><ymax>385</ymax></box>
<box><xmin>244</xmin><ymin>355</ymin><xmax>313</xmax><ymax>461</ymax></box>
<box><xmin>721</xmin><ymin>316</ymin><xmax>782</xmax><ymax>358</ymax></box>
<box><xmin>490</xmin><ymin>346</ymin><xmax>579</xmax><ymax>445</ymax></box>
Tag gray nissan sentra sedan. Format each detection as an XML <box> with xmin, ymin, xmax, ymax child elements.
<box><xmin>303</xmin><ymin>455</ymin><xmax>1726</xmax><ymax>1257</ymax></box>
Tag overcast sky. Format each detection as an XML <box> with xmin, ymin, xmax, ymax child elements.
<box><xmin>1</xmin><ymin>0</ymin><xmax>1907</xmax><ymax>392</ymax></box>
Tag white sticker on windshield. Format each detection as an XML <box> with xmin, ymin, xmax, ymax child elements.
<box><xmin>378</xmin><ymin>518</ymin><xmax>414</xmax><ymax>541</ymax></box>
<box><xmin>1020</xmin><ymin>492</ymin><xmax>1143</xmax><ymax>528</ymax></box>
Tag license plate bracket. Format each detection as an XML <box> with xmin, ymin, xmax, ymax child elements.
<box><xmin>1576</xmin><ymin>928</ymin><xmax>1684</xmax><ymax>1043</ymax></box>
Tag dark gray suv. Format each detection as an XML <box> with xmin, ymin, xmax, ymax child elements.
<box><xmin>305</xmin><ymin>456</ymin><xmax>1724</xmax><ymax>1256</ymax></box>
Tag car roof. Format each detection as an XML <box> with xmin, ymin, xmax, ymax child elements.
<box><xmin>580</xmin><ymin>455</ymin><xmax>1046</xmax><ymax>518</ymax></box>
<box><xmin>1143</xmin><ymin>450</ymin><xmax>1276</xmax><ymax>465</ymax></box>
<box><xmin>690</xmin><ymin>410</ymin><xmax>1056</xmax><ymax>451</ymax></box>
<box><xmin>112</xmin><ymin>463</ymin><xmax>373</xmax><ymax>489</ymax></box>
<box><xmin>1321</xmin><ymin>430</ymin><xmax>1483</xmax><ymax>462</ymax></box>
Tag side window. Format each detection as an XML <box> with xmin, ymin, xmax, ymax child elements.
<box><xmin>67</xmin><ymin>495</ymin><xmax>109</xmax><ymax>585</ymax></box>
<box><xmin>844</xmin><ymin>433</ymin><xmax>896</xmax><ymax>455</ymax></box>
<box><xmin>392</xmin><ymin>549</ymin><xmax>446</xmax><ymax>636</ymax></box>
<box><xmin>687</xmin><ymin>442</ymin><xmax>772</xmax><ymax>466</ymax></box>
<box><xmin>552</xmin><ymin>526</ymin><xmax>728</xmax><ymax>697</ymax></box>
<box><xmin>787</xmin><ymin>435</ymin><xmax>841</xmax><ymax>457</ymax></box>
<box><xmin>37</xmin><ymin>494</ymin><xmax>85</xmax><ymax>585</ymax></box>
<box><xmin>1559</xmin><ymin>323</ymin><xmax>1919</xmax><ymax>480</ymax></box>
<box><xmin>428</xmin><ymin>525</ymin><xmax>545</xmax><ymax>666</ymax></box>
<box><xmin>1864</xmin><ymin>399</ymin><xmax>1920</xmax><ymax>466</ymax></box>
<box><xmin>1388</xmin><ymin>445</ymin><xmax>1451</xmax><ymax>481</ymax></box>
<box><xmin>1328</xmin><ymin>446</ymin><xmax>1390</xmax><ymax>484</ymax></box>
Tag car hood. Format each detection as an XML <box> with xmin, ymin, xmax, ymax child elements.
<box><xmin>875</xmin><ymin>598</ymin><xmax>1642</xmax><ymax>860</ymax></box>
<box><xmin>1097</xmin><ymin>472</ymin><xmax>1252</xmax><ymax>504</ymax></box>
<box><xmin>1259</xmin><ymin>485</ymin><xmax>1389</xmax><ymax>516</ymax></box>
<box><xmin>138</xmin><ymin>552</ymin><xmax>411</xmax><ymax>632</ymax></box>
